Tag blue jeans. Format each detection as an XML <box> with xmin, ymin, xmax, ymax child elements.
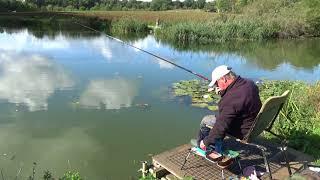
<box><xmin>197</xmin><ymin>115</ymin><xmax>224</xmax><ymax>154</ymax></box>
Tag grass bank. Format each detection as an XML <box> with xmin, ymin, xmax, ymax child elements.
<box><xmin>69</xmin><ymin>0</ymin><xmax>320</xmax><ymax>43</ymax></box>
<box><xmin>259</xmin><ymin>80</ymin><xmax>320</xmax><ymax>162</ymax></box>
<box><xmin>71</xmin><ymin>10</ymin><xmax>213</xmax><ymax>24</ymax></box>
<box><xmin>156</xmin><ymin>0</ymin><xmax>320</xmax><ymax>43</ymax></box>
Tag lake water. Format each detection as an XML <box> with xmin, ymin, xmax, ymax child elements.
<box><xmin>0</xmin><ymin>22</ymin><xmax>319</xmax><ymax>179</ymax></box>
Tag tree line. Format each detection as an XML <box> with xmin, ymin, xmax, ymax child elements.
<box><xmin>0</xmin><ymin>0</ymin><xmax>250</xmax><ymax>12</ymax></box>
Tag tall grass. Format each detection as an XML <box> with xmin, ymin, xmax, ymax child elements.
<box><xmin>111</xmin><ymin>17</ymin><xmax>149</xmax><ymax>34</ymax></box>
<box><xmin>155</xmin><ymin>17</ymin><xmax>281</xmax><ymax>43</ymax></box>
<box><xmin>71</xmin><ymin>0</ymin><xmax>320</xmax><ymax>42</ymax></box>
<box><xmin>154</xmin><ymin>0</ymin><xmax>320</xmax><ymax>43</ymax></box>
<box><xmin>259</xmin><ymin>80</ymin><xmax>320</xmax><ymax>161</ymax></box>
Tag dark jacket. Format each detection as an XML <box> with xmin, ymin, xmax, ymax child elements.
<box><xmin>203</xmin><ymin>76</ymin><xmax>262</xmax><ymax>146</ymax></box>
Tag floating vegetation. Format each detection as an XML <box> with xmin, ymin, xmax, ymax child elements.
<box><xmin>172</xmin><ymin>80</ymin><xmax>220</xmax><ymax>111</ymax></box>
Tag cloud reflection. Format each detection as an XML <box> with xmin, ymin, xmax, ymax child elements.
<box><xmin>0</xmin><ymin>51</ymin><xmax>74</xmax><ymax>111</ymax></box>
<box><xmin>0</xmin><ymin>29</ymin><xmax>70</xmax><ymax>52</ymax></box>
<box><xmin>158</xmin><ymin>60</ymin><xmax>174</xmax><ymax>69</ymax></box>
<box><xmin>79</xmin><ymin>78</ymin><xmax>138</xmax><ymax>109</ymax></box>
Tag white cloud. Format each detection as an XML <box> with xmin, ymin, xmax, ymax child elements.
<box><xmin>132</xmin><ymin>35</ymin><xmax>160</xmax><ymax>52</ymax></box>
<box><xmin>92</xmin><ymin>38</ymin><xmax>113</xmax><ymax>60</ymax></box>
<box><xmin>79</xmin><ymin>78</ymin><xmax>138</xmax><ymax>109</ymax></box>
<box><xmin>0</xmin><ymin>51</ymin><xmax>74</xmax><ymax>111</ymax></box>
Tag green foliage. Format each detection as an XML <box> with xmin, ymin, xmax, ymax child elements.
<box><xmin>152</xmin><ymin>0</ymin><xmax>320</xmax><ymax>43</ymax></box>
<box><xmin>0</xmin><ymin>0</ymin><xmax>36</xmax><ymax>12</ymax></box>
<box><xmin>156</xmin><ymin>18</ymin><xmax>281</xmax><ymax>43</ymax></box>
<box><xmin>111</xmin><ymin>17</ymin><xmax>149</xmax><ymax>34</ymax></box>
<box><xmin>151</xmin><ymin>0</ymin><xmax>172</xmax><ymax>10</ymax></box>
<box><xmin>43</xmin><ymin>170</ymin><xmax>54</xmax><ymax>180</ymax></box>
<box><xmin>304</xmin><ymin>0</ymin><xmax>320</xmax><ymax>36</ymax></box>
<box><xmin>59</xmin><ymin>171</ymin><xmax>82</xmax><ymax>180</ymax></box>
<box><xmin>216</xmin><ymin>0</ymin><xmax>231</xmax><ymax>12</ymax></box>
<box><xmin>259</xmin><ymin>80</ymin><xmax>320</xmax><ymax>159</ymax></box>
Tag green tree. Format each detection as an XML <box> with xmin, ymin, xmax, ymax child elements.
<box><xmin>173</xmin><ymin>0</ymin><xmax>182</xmax><ymax>9</ymax></box>
<box><xmin>151</xmin><ymin>0</ymin><xmax>171</xmax><ymax>10</ymax></box>
<box><xmin>183</xmin><ymin>0</ymin><xmax>194</xmax><ymax>9</ymax></box>
<box><xmin>204</xmin><ymin>1</ymin><xmax>216</xmax><ymax>12</ymax></box>
<box><xmin>197</xmin><ymin>0</ymin><xmax>206</xmax><ymax>9</ymax></box>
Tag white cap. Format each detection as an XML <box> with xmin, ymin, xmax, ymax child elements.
<box><xmin>208</xmin><ymin>65</ymin><xmax>232</xmax><ymax>87</ymax></box>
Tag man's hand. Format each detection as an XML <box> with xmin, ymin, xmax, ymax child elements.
<box><xmin>200</xmin><ymin>140</ymin><xmax>206</xmax><ymax>151</ymax></box>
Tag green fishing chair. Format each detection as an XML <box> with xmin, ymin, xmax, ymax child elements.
<box><xmin>238</xmin><ymin>90</ymin><xmax>291</xmax><ymax>179</ymax></box>
<box><xmin>183</xmin><ymin>90</ymin><xmax>291</xmax><ymax>179</ymax></box>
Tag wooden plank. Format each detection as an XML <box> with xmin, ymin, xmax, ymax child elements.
<box><xmin>152</xmin><ymin>144</ymin><xmax>191</xmax><ymax>179</ymax></box>
<box><xmin>152</xmin><ymin>144</ymin><xmax>236</xmax><ymax>179</ymax></box>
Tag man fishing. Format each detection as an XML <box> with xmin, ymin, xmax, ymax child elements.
<box><xmin>197</xmin><ymin>65</ymin><xmax>262</xmax><ymax>160</ymax></box>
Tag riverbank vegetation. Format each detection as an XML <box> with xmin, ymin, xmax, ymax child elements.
<box><xmin>0</xmin><ymin>0</ymin><xmax>36</xmax><ymax>12</ymax></box>
<box><xmin>2</xmin><ymin>0</ymin><xmax>319</xmax><ymax>42</ymax></box>
<box><xmin>172</xmin><ymin>80</ymin><xmax>320</xmax><ymax>162</ymax></box>
<box><xmin>72</xmin><ymin>0</ymin><xmax>320</xmax><ymax>42</ymax></box>
<box><xmin>156</xmin><ymin>0</ymin><xmax>320</xmax><ymax>43</ymax></box>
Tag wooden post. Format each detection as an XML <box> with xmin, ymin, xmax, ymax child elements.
<box><xmin>138</xmin><ymin>161</ymin><xmax>148</xmax><ymax>178</ymax></box>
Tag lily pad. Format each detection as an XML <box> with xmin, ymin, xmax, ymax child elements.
<box><xmin>172</xmin><ymin>79</ymin><xmax>221</xmax><ymax>111</ymax></box>
<box><xmin>208</xmin><ymin>105</ymin><xmax>218</xmax><ymax>111</ymax></box>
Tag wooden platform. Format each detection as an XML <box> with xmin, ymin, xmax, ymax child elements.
<box><xmin>152</xmin><ymin>138</ymin><xmax>314</xmax><ymax>179</ymax></box>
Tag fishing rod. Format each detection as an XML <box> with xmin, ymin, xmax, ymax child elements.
<box><xmin>72</xmin><ymin>20</ymin><xmax>210</xmax><ymax>82</ymax></box>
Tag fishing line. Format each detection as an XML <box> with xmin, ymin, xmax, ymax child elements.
<box><xmin>72</xmin><ymin>19</ymin><xmax>210</xmax><ymax>82</ymax></box>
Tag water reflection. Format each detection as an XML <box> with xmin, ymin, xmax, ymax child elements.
<box><xmin>0</xmin><ymin>51</ymin><xmax>74</xmax><ymax>111</ymax></box>
<box><xmin>79</xmin><ymin>78</ymin><xmax>139</xmax><ymax>110</ymax></box>
<box><xmin>0</xmin><ymin>15</ymin><xmax>104</xmax><ymax>39</ymax></box>
<box><xmin>160</xmin><ymin>39</ymin><xmax>320</xmax><ymax>70</ymax></box>
<box><xmin>0</xmin><ymin>29</ymin><xmax>70</xmax><ymax>52</ymax></box>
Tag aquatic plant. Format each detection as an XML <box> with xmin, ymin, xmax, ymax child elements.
<box><xmin>172</xmin><ymin>80</ymin><xmax>220</xmax><ymax>111</ymax></box>
<box><xmin>59</xmin><ymin>171</ymin><xmax>82</xmax><ymax>180</ymax></box>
